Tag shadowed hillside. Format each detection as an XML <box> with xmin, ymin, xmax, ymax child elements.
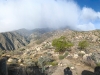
<box><xmin>0</xmin><ymin>32</ymin><xmax>29</xmax><ymax>50</ymax></box>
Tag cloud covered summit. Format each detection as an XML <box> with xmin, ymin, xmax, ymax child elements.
<box><xmin>0</xmin><ymin>0</ymin><xmax>100</xmax><ymax>32</ymax></box>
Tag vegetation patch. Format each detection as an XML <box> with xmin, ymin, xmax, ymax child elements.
<box><xmin>78</xmin><ymin>40</ymin><xmax>89</xmax><ymax>50</ymax></box>
<box><xmin>52</xmin><ymin>36</ymin><xmax>73</xmax><ymax>52</ymax></box>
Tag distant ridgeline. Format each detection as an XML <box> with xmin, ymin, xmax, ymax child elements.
<box><xmin>0</xmin><ymin>28</ymin><xmax>54</xmax><ymax>50</ymax></box>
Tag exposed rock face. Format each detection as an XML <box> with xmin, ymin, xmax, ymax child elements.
<box><xmin>0</xmin><ymin>32</ymin><xmax>29</xmax><ymax>50</ymax></box>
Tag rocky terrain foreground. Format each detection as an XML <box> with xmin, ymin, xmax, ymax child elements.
<box><xmin>52</xmin><ymin>59</ymin><xmax>93</xmax><ymax>75</ymax></box>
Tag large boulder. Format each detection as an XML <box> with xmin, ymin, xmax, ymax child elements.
<box><xmin>83</xmin><ymin>54</ymin><xmax>96</xmax><ymax>67</ymax></box>
<box><xmin>91</xmin><ymin>52</ymin><xmax>100</xmax><ymax>65</ymax></box>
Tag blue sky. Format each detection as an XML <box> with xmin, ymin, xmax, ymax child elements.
<box><xmin>0</xmin><ymin>0</ymin><xmax>100</xmax><ymax>32</ymax></box>
<box><xmin>76</xmin><ymin>0</ymin><xmax>100</xmax><ymax>11</ymax></box>
<box><xmin>75</xmin><ymin>0</ymin><xmax>100</xmax><ymax>29</ymax></box>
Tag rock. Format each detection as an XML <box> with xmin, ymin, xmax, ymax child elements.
<box><xmin>33</xmin><ymin>54</ymin><xmax>37</xmax><ymax>57</ymax></box>
<box><xmin>71</xmin><ymin>67</ymin><xmax>75</xmax><ymax>70</ymax></box>
<box><xmin>20</xmin><ymin>63</ymin><xmax>24</xmax><ymax>66</ymax></box>
<box><xmin>60</xmin><ymin>64</ymin><xmax>63</xmax><ymax>66</ymax></box>
<box><xmin>73</xmin><ymin>54</ymin><xmax>78</xmax><ymax>59</ymax></box>
<box><xmin>7</xmin><ymin>58</ymin><xmax>17</xmax><ymax>64</ymax></box>
<box><xmin>89</xmin><ymin>53</ymin><xmax>92</xmax><ymax>56</ymax></box>
<box><xmin>49</xmin><ymin>65</ymin><xmax>52</xmax><ymax>67</ymax></box>
<box><xmin>83</xmin><ymin>54</ymin><xmax>96</xmax><ymax>67</ymax></box>
<box><xmin>67</xmin><ymin>54</ymin><xmax>73</xmax><ymax>59</ymax></box>
<box><xmin>58</xmin><ymin>63</ymin><xmax>60</xmax><ymax>66</ymax></box>
<box><xmin>18</xmin><ymin>59</ymin><xmax>23</xmax><ymax>63</ymax></box>
<box><xmin>80</xmin><ymin>51</ymin><xmax>86</xmax><ymax>55</ymax></box>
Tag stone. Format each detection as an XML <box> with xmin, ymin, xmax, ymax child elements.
<box><xmin>18</xmin><ymin>59</ymin><xmax>23</xmax><ymax>63</ymax></box>
<box><xmin>73</xmin><ymin>54</ymin><xmax>78</xmax><ymax>59</ymax></box>
<box><xmin>20</xmin><ymin>63</ymin><xmax>24</xmax><ymax>66</ymax></box>
<box><xmin>80</xmin><ymin>51</ymin><xmax>86</xmax><ymax>55</ymax></box>
<box><xmin>7</xmin><ymin>58</ymin><xmax>17</xmax><ymax>64</ymax></box>
<box><xmin>49</xmin><ymin>65</ymin><xmax>52</xmax><ymax>67</ymax></box>
<box><xmin>83</xmin><ymin>54</ymin><xmax>96</xmax><ymax>67</ymax></box>
<box><xmin>71</xmin><ymin>67</ymin><xmax>75</xmax><ymax>70</ymax></box>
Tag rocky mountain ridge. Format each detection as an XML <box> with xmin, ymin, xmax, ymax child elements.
<box><xmin>0</xmin><ymin>28</ymin><xmax>54</xmax><ymax>50</ymax></box>
<box><xmin>0</xmin><ymin>32</ymin><xmax>29</xmax><ymax>50</ymax></box>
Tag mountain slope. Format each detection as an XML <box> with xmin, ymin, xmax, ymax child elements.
<box><xmin>15</xmin><ymin>28</ymin><xmax>54</xmax><ymax>38</ymax></box>
<box><xmin>0</xmin><ymin>32</ymin><xmax>29</xmax><ymax>50</ymax></box>
<box><xmin>14</xmin><ymin>28</ymin><xmax>32</xmax><ymax>38</ymax></box>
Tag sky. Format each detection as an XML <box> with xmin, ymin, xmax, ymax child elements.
<box><xmin>0</xmin><ymin>0</ymin><xmax>100</xmax><ymax>32</ymax></box>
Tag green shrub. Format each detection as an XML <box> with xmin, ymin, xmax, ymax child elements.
<box><xmin>38</xmin><ymin>55</ymin><xmax>53</xmax><ymax>67</ymax></box>
<box><xmin>59</xmin><ymin>55</ymin><xmax>65</xmax><ymax>60</ymax></box>
<box><xmin>78</xmin><ymin>53</ymin><xmax>84</xmax><ymax>57</ymax></box>
<box><xmin>59</xmin><ymin>52</ymin><xmax>68</xmax><ymax>60</ymax></box>
<box><xmin>20</xmin><ymin>48</ymin><xmax>25</xmax><ymax>51</ymax></box>
<box><xmin>52</xmin><ymin>36</ymin><xmax>73</xmax><ymax>52</ymax></box>
<box><xmin>47</xmin><ymin>61</ymin><xmax>58</xmax><ymax>66</ymax></box>
<box><xmin>78</xmin><ymin>40</ymin><xmax>89</xmax><ymax>50</ymax></box>
<box><xmin>51</xmin><ymin>61</ymin><xmax>58</xmax><ymax>66</ymax></box>
<box><xmin>96</xmin><ymin>62</ymin><xmax>100</xmax><ymax>66</ymax></box>
<box><xmin>64</xmin><ymin>52</ymin><xmax>69</xmax><ymax>57</ymax></box>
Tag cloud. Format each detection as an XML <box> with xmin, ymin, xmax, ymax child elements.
<box><xmin>0</xmin><ymin>0</ymin><xmax>99</xmax><ymax>32</ymax></box>
<box><xmin>80</xmin><ymin>7</ymin><xmax>100</xmax><ymax>22</ymax></box>
<box><xmin>76</xmin><ymin>22</ymin><xmax>95</xmax><ymax>31</ymax></box>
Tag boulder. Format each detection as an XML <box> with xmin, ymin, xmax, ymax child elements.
<box><xmin>73</xmin><ymin>54</ymin><xmax>78</xmax><ymax>59</ymax></box>
<box><xmin>71</xmin><ymin>67</ymin><xmax>75</xmax><ymax>70</ymax></box>
<box><xmin>83</xmin><ymin>54</ymin><xmax>96</xmax><ymax>67</ymax></box>
<box><xmin>80</xmin><ymin>51</ymin><xmax>86</xmax><ymax>55</ymax></box>
<box><xmin>18</xmin><ymin>59</ymin><xmax>23</xmax><ymax>63</ymax></box>
<box><xmin>7</xmin><ymin>58</ymin><xmax>17</xmax><ymax>64</ymax></box>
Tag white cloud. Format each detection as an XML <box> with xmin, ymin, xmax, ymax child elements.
<box><xmin>0</xmin><ymin>0</ymin><xmax>99</xmax><ymax>32</ymax></box>
<box><xmin>76</xmin><ymin>22</ymin><xmax>95</xmax><ymax>31</ymax></box>
<box><xmin>80</xmin><ymin>7</ymin><xmax>100</xmax><ymax>22</ymax></box>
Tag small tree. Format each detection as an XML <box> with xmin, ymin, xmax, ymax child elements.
<box><xmin>52</xmin><ymin>36</ymin><xmax>66</xmax><ymax>52</ymax></box>
<box><xmin>78</xmin><ymin>40</ymin><xmax>89</xmax><ymax>50</ymax></box>
<box><xmin>52</xmin><ymin>36</ymin><xmax>73</xmax><ymax>52</ymax></box>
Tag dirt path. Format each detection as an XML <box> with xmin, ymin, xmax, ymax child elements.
<box><xmin>52</xmin><ymin>58</ymin><xmax>93</xmax><ymax>75</ymax></box>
